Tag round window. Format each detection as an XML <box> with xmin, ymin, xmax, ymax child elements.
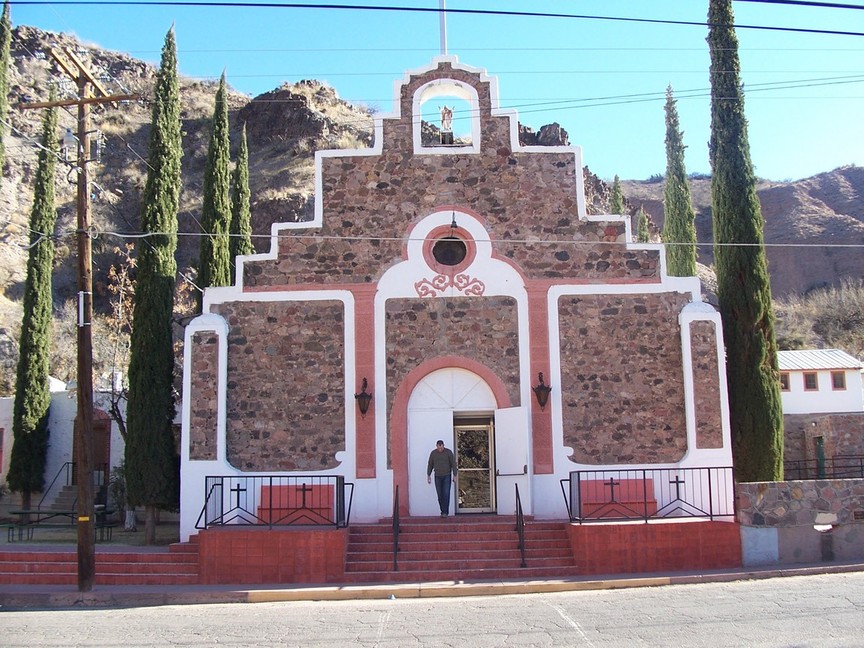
<box><xmin>432</xmin><ymin>236</ymin><xmax>467</xmax><ymax>267</ymax></box>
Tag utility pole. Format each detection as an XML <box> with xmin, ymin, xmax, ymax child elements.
<box><xmin>18</xmin><ymin>47</ymin><xmax>135</xmax><ymax>593</ymax></box>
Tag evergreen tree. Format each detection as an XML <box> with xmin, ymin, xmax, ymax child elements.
<box><xmin>198</xmin><ymin>72</ymin><xmax>232</xmax><ymax>296</ymax></box>
<box><xmin>0</xmin><ymin>1</ymin><xmax>13</xmax><ymax>171</ymax></box>
<box><xmin>662</xmin><ymin>86</ymin><xmax>698</xmax><ymax>276</ymax></box>
<box><xmin>609</xmin><ymin>175</ymin><xmax>624</xmax><ymax>215</ymax></box>
<box><xmin>229</xmin><ymin>122</ymin><xmax>253</xmax><ymax>265</ymax></box>
<box><xmin>7</xmin><ymin>100</ymin><xmax>57</xmax><ymax>508</ymax></box>
<box><xmin>708</xmin><ymin>0</ymin><xmax>783</xmax><ymax>481</ymax></box>
<box><xmin>124</xmin><ymin>28</ymin><xmax>182</xmax><ymax>545</ymax></box>
<box><xmin>636</xmin><ymin>206</ymin><xmax>650</xmax><ymax>243</ymax></box>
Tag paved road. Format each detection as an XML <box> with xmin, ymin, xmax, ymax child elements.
<box><xmin>3</xmin><ymin>572</ymin><xmax>864</xmax><ymax>647</ymax></box>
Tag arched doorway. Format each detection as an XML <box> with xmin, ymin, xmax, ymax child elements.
<box><xmin>406</xmin><ymin>368</ymin><xmax>497</xmax><ymax>516</ymax></box>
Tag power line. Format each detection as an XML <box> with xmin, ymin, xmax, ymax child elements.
<box><xmin>82</xmin><ymin>228</ymin><xmax>864</xmax><ymax>250</ymax></box>
<box><xmin>736</xmin><ymin>0</ymin><xmax>864</xmax><ymax>8</ymax></box>
<box><xmin>11</xmin><ymin>1</ymin><xmax>864</xmax><ymax>38</ymax></box>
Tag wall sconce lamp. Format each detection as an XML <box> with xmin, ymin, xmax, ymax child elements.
<box><xmin>355</xmin><ymin>377</ymin><xmax>373</xmax><ymax>418</ymax></box>
<box><xmin>532</xmin><ymin>372</ymin><xmax>552</xmax><ymax>410</ymax></box>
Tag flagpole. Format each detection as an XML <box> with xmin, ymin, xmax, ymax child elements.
<box><xmin>439</xmin><ymin>0</ymin><xmax>448</xmax><ymax>55</ymax></box>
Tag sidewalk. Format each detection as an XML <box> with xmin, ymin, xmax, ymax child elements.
<box><xmin>2</xmin><ymin>560</ymin><xmax>863</xmax><ymax>609</ymax></box>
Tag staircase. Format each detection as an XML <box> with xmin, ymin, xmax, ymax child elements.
<box><xmin>344</xmin><ymin>516</ymin><xmax>579</xmax><ymax>583</ymax></box>
<box><xmin>0</xmin><ymin>541</ymin><xmax>200</xmax><ymax>586</ymax></box>
<box><xmin>46</xmin><ymin>484</ymin><xmax>78</xmax><ymax>512</ymax></box>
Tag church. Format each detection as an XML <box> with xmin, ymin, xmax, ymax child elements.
<box><xmin>179</xmin><ymin>57</ymin><xmax>739</xmax><ymax>580</ymax></box>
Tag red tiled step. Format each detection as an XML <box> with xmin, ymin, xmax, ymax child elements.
<box><xmin>0</xmin><ymin>546</ymin><xmax>200</xmax><ymax>586</ymax></box>
<box><xmin>345</xmin><ymin>517</ymin><xmax>577</xmax><ymax>583</ymax></box>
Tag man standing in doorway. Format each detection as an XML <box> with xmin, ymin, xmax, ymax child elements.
<box><xmin>427</xmin><ymin>439</ymin><xmax>457</xmax><ymax>517</ymax></box>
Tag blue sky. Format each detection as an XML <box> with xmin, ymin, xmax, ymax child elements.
<box><xmin>10</xmin><ymin>0</ymin><xmax>864</xmax><ymax>181</ymax></box>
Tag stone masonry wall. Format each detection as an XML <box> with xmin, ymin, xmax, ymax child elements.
<box><xmin>243</xmin><ymin>62</ymin><xmax>660</xmax><ymax>289</ymax></box>
<box><xmin>214</xmin><ymin>300</ymin><xmax>345</xmax><ymax>471</ymax></box>
<box><xmin>558</xmin><ymin>293</ymin><xmax>689</xmax><ymax>464</ymax></box>
<box><xmin>690</xmin><ymin>321</ymin><xmax>723</xmax><ymax>449</ymax></box>
<box><xmin>784</xmin><ymin>412</ymin><xmax>864</xmax><ymax>463</ymax></box>
<box><xmin>738</xmin><ymin>479</ymin><xmax>864</xmax><ymax>565</ymax></box>
<box><xmin>385</xmin><ymin>296</ymin><xmax>520</xmax><ymax>463</ymax></box>
<box><xmin>738</xmin><ymin>480</ymin><xmax>864</xmax><ymax>527</ymax></box>
<box><xmin>189</xmin><ymin>331</ymin><xmax>219</xmax><ymax>461</ymax></box>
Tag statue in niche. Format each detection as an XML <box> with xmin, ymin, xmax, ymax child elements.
<box><xmin>439</xmin><ymin>105</ymin><xmax>454</xmax><ymax>145</ymax></box>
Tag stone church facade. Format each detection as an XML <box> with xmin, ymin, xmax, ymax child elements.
<box><xmin>179</xmin><ymin>57</ymin><xmax>733</xmax><ymax>541</ymax></box>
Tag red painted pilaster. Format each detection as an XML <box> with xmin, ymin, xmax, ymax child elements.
<box><xmin>353</xmin><ymin>285</ymin><xmax>377</xmax><ymax>478</ymax></box>
<box><xmin>527</xmin><ymin>284</ymin><xmax>554</xmax><ymax>474</ymax></box>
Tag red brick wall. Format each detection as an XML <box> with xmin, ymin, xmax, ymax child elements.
<box><xmin>558</xmin><ymin>293</ymin><xmax>689</xmax><ymax>464</ymax></box>
<box><xmin>214</xmin><ymin>300</ymin><xmax>346</xmax><ymax>471</ymax></box>
<box><xmin>197</xmin><ymin>527</ymin><xmax>347</xmax><ymax>584</ymax></box>
<box><xmin>567</xmin><ymin>521</ymin><xmax>742</xmax><ymax>574</ymax></box>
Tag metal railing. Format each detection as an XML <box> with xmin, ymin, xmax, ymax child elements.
<box><xmin>195</xmin><ymin>475</ymin><xmax>354</xmax><ymax>529</ymax></box>
<box><xmin>392</xmin><ymin>485</ymin><xmax>401</xmax><ymax>572</ymax></box>
<box><xmin>784</xmin><ymin>455</ymin><xmax>864</xmax><ymax>481</ymax></box>
<box><xmin>515</xmin><ymin>483</ymin><xmax>526</xmax><ymax>568</ymax></box>
<box><xmin>560</xmin><ymin>467</ymin><xmax>735</xmax><ymax>523</ymax></box>
<box><xmin>38</xmin><ymin>462</ymin><xmax>76</xmax><ymax>509</ymax></box>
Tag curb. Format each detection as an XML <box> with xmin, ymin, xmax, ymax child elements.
<box><xmin>2</xmin><ymin>561</ymin><xmax>863</xmax><ymax>609</ymax></box>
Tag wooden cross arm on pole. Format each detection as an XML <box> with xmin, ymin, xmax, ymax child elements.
<box><xmin>50</xmin><ymin>47</ymin><xmax>112</xmax><ymax>98</ymax></box>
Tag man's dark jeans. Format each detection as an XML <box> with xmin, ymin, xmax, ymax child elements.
<box><xmin>434</xmin><ymin>474</ymin><xmax>452</xmax><ymax>515</ymax></box>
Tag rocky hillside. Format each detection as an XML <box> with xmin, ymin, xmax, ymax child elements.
<box><xmin>623</xmin><ymin>166</ymin><xmax>864</xmax><ymax>297</ymax></box>
<box><xmin>1</xmin><ymin>25</ymin><xmax>861</xmax><ymax>392</ymax></box>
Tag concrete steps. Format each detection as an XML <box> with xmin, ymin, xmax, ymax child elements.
<box><xmin>0</xmin><ymin>541</ymin><xmax>200</xmax><ymax>586</ymax></box>
<box><xmin>344</xmin><ymin>516</ymin><xmax>578</xmax><ymax>582</ymax></box>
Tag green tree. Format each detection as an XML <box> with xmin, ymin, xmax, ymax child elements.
<box><xmin>7</xmin><ymin>100</ymin><xmax>57</xmax><ymax>509</ymax></box>
<box><xmin>708</xmin><ymin>0</ymin><xmax>783</xmax><ymax>482</ymax></box>
<box><xmin>198</xmin><ymin>72</ymin><xmax>232</xmax><ymax>296</ymax></box>
<box><xmin>662</xmin><ymin>86</ymin><xmax>698</xmax><ymax>276</ymax></box>
<box><xmin>609</xmin><ymin>175</ymin><xmax>624</xmax><ymax>215</ymax></box>
<box><xmin>636</xmin><ymin>206</ymin><xmax>650</xmax><ymax>243</ymax></box>
<box><xmin>125</xmin><ymin>28</ymin><xmax>182</xmax><ymax>545</ymax></box>
<box><xmin>229</xmin><ymin>122</ymin><xmax>253</xmax><ymax>265</ymax></box>
<box><xmin>0</xmin><ymin>0</ymin><xmax>12</xmax><ymax>171</ymax></box>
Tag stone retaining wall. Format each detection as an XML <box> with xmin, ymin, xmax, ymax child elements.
<box><xmin>737</xmin><ymin>480</ymin><xmax>864</xmax><ymax>566</ymax></box>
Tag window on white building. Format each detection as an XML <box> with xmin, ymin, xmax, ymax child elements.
<box><xmin>779</xmin><ymin>373</ymin><xmax>790</xmax><ymax>391</ymax></box>
<box><xmin>803</xmin><ymin>372</ymin><xmax>818</xmax><ymax>391</ymax></box>
<box><xmin>831</xmin><ymin>371</ymin><xmax>846</xmax><ymax>390</ymax></box>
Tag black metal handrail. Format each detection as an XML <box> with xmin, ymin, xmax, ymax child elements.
<box><xmin>559</xmin><ymin>466</ymin><xmax>735</xmax><ymax>524</ymax></box>
<box><xmin>194</xmin><ymin>475</ymin><xmax>354</xmax><ymax>529</ymax></box>
<box><xmin>37</xmin><ymin>462</ymin><xmax>76</xmax><ymax>509</ymax></box>
<box><xmin>515</xmin><ymin>483</ymin><xmax>526</xmax><ymax>568</ymax></box>
<box><xmin>784</xmin><ymin>455</ymin><xmax>864</xmax><ymax>480</ymax></box>
<box><xmin>392</xmin><ymin>485</ymin><xmax>401</xmax><ymax>572</ymax></box>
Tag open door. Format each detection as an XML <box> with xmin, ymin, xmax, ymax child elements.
<box><xmin>455</xmin><ymin>420</ymin><xmax>495</xmax><ymax>513</ymax></box>
<box><xmin>408</xmin><ymin>408</ymin><xmax>454</xmax><ymax>516</ymax></box>
<box><xmin>494</xmin><ymin>406</ymin><xmax>530</xmax><ymax>516</ymax></box>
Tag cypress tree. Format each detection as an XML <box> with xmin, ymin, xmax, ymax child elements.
<box><xmin>0</xmin><ymin>0</ymin><xmax>12</xmax><ymax>171</ymax></box>
<box><xmin>125</xmin><ymin>28</ymin><xmax>182</xmax><ymax>545</ymax></box>
<box><xmin>7</xmin><ymin>100</ymin><xmax>57</xmax><ymax>509</ymax></box>
<box><xmin>708</xmin><ymin>0</ymin><xmax>783</xmax><ymax>481</ymax></box>
<box><xmin>198</xmin><ymin>72</ymin><xmax>232</xmax><ymax>295</ymax></box>
<box><xmin>609</xmin><ymin>175</ymin><xmax>624</xmax><ymax>215</ymax></box>
<box><xmin>229</xmin><ymin>122</ymin><xmax>253</xmax><ymax>265</ymax></box>
<box><xmin>662</xmin><ymin>86</ymin><xmax>698</xmax><ymax>276</ymax></box>
<box><xmin>636</xmin><ymin>206</ymin><xmax>650</xmax><ymax>243</ymax></box>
